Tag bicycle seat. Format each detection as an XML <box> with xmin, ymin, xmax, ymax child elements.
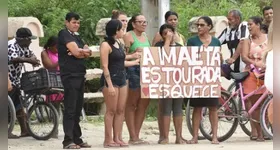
<box><xmin>230</xmin><ymin>71</ymin><xmax>249</xmax><ymax>82</ymax></box>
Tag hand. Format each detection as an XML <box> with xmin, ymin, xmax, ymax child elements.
<box><xmin>134</xmin><ymin>59</ymin><xmax>140</xmax><ymax>65</ymax></box>
<box><xmin>108</xmin><ymin>86</ymin><xmax>116</xmax><ymax>96</ymax></box>
<box><xmin>82</xmin><ymin>49</ymin><xmax>92</xmax><ymax>57</ymax></box>
<box><xmin>28</xmin><ymin>57</ymin><xmax>40</xmax><ymax>67</ymax></box>
<box><xmin>132</xmin><ymin>52</ymin><xmax>141</xmax><ymax>59</ymax></box>
<box><xmin>226</xmin><ymin>58</ymin><xmax>235</xmax><ymax>64</ymax></box>
<box><xmin>255</xmin><ymin>61</ymin><xmax>266</xmax><ymax>70</ymax></box>
<box><xmin>166</xmin><ymin>31</ymin><xmax>174</xmax><ymax>42</ymax></box>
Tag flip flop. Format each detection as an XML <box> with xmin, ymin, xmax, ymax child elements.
<box><xmin>63</xmin><ymin>143</ymin><xmax>80</xmax><ymax>149</ymax></box>
<box><xmin>78</xmin><ymin>142</ymin><xmax>91</xmax><ymax>148</ymax></box>
<box><xmin>8</xmin><ymin>133</ymin><xmax>20</xmax><ymax>139</ymax></box>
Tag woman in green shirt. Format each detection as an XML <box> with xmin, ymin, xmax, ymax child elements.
<box><xmin>186</xmin><ymin>16</ymin><xmax>220</xmax><ymax>144</ymax></box>
<box><xmin>123</xmin><ymin>14</ymin><xmax>151</xmax><ymax>145</ymax></box>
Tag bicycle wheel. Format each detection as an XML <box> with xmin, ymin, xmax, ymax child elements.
<box><xmin>185</xmin><ymin>100</ymin><xmax>206</xmax><ymax>140</ymax></box>
<box><xmin>8</xmin><ymin>96</ymin><xmax>16</xmax><ymax>135</ymax></box>
<box><xmin>27</xmin><ymin>101</ymin><xmax>59</xmax><ymax>140</ymax></box>
<box><xmin>260</xmin><ymin>94</ymin><xmax>273</xmax><ymax>139</ymax></box>
<box><xmin>199</xmin><ymin>91</ymin><xmax>239</xmax><ymax>142</ymax></box>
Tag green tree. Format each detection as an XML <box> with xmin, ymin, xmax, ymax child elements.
<box><xmin>171</xmin><ymin>0</ymin><xmax>272</xmax><ymax>39</ymax></box>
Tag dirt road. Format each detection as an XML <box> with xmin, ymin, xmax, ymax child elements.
<box><xmin>8</xmin><ymin>121</ymin><xmax>272</xmax><ymax>150</ymax></box>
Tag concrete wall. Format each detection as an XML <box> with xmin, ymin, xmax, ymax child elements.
<box><xmin>140</xmin><ymin>0</ymin><xmax>159</xmax><ymax>42</ymax></box>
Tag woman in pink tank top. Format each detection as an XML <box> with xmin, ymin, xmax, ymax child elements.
<box><xmin>41</xmin><ymin>36</ymin><xmax>64</xmax><ymax>102</ymax></box>
<box><xmin>41</xmin><ymin>36</ymin><xmax>63</xmax><ymax>138</ymax></box>
<box><xmin>241</xmin><ymin>16</ymin><xmax>267</xmax><ymax>142</ymax></box>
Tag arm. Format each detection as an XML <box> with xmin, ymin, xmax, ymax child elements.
<box><xmin>217</xmin><ymin>29</ymin><xmax>227</xmax><ymax>45</ymax></box>
<box><xmin>66</xmin><ymin>42</ymin><xmax>88</xmax><ymax>58</ymax></box>
<box><xmin>9</xmin><ymin>57</ymin><xmax>33</xmax><ymax>64</ymax></box>
<box><xmin>123</xmin><ymin>32</ymin><xmax>133</xmax><ymax>54</ymax></box>
<box><xmin>60</xmin><ymin>30</ymin><xmax>89</xmax><ymax>58</ymax></box>
<box><xmin>241</xmin><ymin>39</ymin><xmax>255</xmax><ymax>65</ymax></box>
<box><xmin>41</xmin><ymin>50</ymin><xmax>58</xmax><ymax>70</ymax></box>
<box><xmin>229</xmin><ymin>40</ymin><xmax>243</xmax><ymax>62</ymax></box>
<box><xmin>8</xmin><ymin>74</ymin><xmax>12</xmax><ymax>91</ymax></box>
<box><xmin>125</xmin><ymin>59</ymin><xmax>139</xmax><ymax>67</ymax></box>
<box><xmin>162</xmin><ymin>31</ymin><xmax>173</xmax><ymax>50</ymax></box>
<box><xmin>152</xmin><ymin>32</ymin><xmax>162</xmax><ymax>46</ymax></box>
<box><xmin>8</xmin><ymin>47</ymin><xmax>38</xmax><ymax>65</ymax></box>
<box><xmin>125</xmin><ymin>53</ymin><xmax>139</xmax><ymax>60</ymax></box>
<box><xmin>100</xmin><ymin>42</ymin><xmax>114</xmax><ymax>88</ymax></box>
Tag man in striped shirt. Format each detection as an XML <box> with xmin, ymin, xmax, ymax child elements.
<box><xmin>218</xmin><ymin>10</ymin><xmax>249</xmax><ymax>72</ymax></box>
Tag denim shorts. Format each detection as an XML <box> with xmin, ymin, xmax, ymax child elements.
<box><xmin>127</xmin><ymin>65</ymin><xmax>140</xmax><ymax>90</ymax></box>
<box><xmin>100</xmin><ymin>70</ymin><xmax>127</xmax><ymax>89</ymax></box>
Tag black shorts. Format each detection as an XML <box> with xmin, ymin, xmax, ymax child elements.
<box><xmin>100</xmin><ymin>70</ymin><xmax>126</xmax><ymax>89</ymax></box>
<box><xmin>185</xmin><ymin>98</ymin><xmax>219</xmax><ymax>107</ymax></box>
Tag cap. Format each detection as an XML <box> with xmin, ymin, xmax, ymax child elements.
<box><xmin>16</xmin><ymin>27</ymin><xmax>37</xmax><ymax>39</ymax></box>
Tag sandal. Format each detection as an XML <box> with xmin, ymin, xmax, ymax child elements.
<box><xmin>78</xmin><ymin>142</ymin><xmax>91</xmax><ymax>148</ymax></box>
<box><xmin>103</xmin><ymin>142</ymin><xmax>120</xmax><ymax>148</ymax></box>
<box><xmin>8</xmin><ymin>133</ymin><xmax>20</xmax><ymax>139</ymax></box>
<box><xmin>63</xmin><ymin>143</ymin><xmax>80</xmax><ymax>149</ymax></box>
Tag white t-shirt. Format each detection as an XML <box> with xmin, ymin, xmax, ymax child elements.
<box><xmin>264</xmin><ymin>50</ymin><xmax>273</xmax><ymax>94</ymax></box>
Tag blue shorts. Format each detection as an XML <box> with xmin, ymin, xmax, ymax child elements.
<box><xmin>100</xmin><ymin>70</ymin><xmax>127</xmax><ymax>89</ymax></box>
<box><xmin>127</xmin><ymin>65</ymin><xmax>140</xmax><ymax>90</ymax></box>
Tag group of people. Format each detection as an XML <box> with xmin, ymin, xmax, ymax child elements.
<box><xmin>8</xmin><ymin>5</ymin><xmax>273</xmax><ymax>149</ymax></box>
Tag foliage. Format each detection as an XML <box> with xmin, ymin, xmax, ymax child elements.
<box><xmin>171</xmin><ymin>0</ymin><xmax>272</xmax><ymax>39</ymax></box>
<box><xmin>8</xmin><ymin>0</ymin><xmax>141</xmax><ymax>46</ymax></box>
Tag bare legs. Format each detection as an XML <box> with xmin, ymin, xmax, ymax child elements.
<box><xmin>103</xmin><ymin>86</ymin><xmax>129</xmax><ymax>147</ymax></box>
<box><xmin>189</xmin><ymin>106</ymin><xmax>219</xmax><ymax>144</ymax></box>
<box><xmin>125</xmin><ymin>88</ymin><xmax>150</xmax><ymax>144</ymax></box>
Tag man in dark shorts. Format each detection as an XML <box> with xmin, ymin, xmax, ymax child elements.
<box><xmin>57</xmin><ymin>12</ymin><xmax>92</xmax><ymax>149</ymax></box>
<box><xmin>8</xmin><ymin>27</ymin><xmax>40</xmax><ymax>138</ymax></box>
